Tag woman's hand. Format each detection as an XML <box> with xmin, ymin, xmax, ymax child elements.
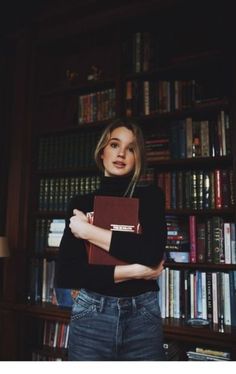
<box><xmin>133</xmin><ymin>260</ymin><xmax>165</xmax><ymax>280</ymax></box>
<box><xmin>69</xmin><ymin>209</ymin><xmax>112</xmax><ymax>250</ymax></box>
<box><xmin>114</xmin><ymin>260</ymin><xmax>165</xmax><ymax>283</ymax></box>
<box><xmin>69</xmin><ymin>209</ymin><xmax>89</xmax><ymax>239</ymax></box>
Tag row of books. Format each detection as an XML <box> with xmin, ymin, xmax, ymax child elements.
<box><xmin>166</xmin><ymin>215</ymin><xmax>236</xmax><ymax>265</ymax></box>
<box><xmin>38</xmin><ymin>130</ymin><xmax>101</xmax><ymax>170</ymax></box>
<box><xmin>27</xmin><ymin>258</ymin><xmax>77</xmax><ymax>306</ymax></box>
<box><xmin>158</xmin><ymin>268</ymin><xmax>236</xmax><ymax>326</ymax></box>
<box><xmin>122</xmin><ymin>31</ymin><xmax>159</xmax><ymax>74</ymax></box>
<box><xmin>156</xmin><ymin>168</ymin><xmax>235</xmax><ymax>210</ymax></box>
<box><xmin>37</xmin><ymin>110</ymin><xmax>231</xmax><ymax>172</ymax></box>
<box><xmin>42</xmin><ymin>320</ymin><xmax>69</xmax><ymax>349</ymax></box>
<box><xmin>186</xmin><ymin>347</ymin><xmax>230</xmax><ymax>361</ymax></box>
<box><xmin>169</xmin><ymin>112</ymin><xmax>231</xmax><ymax>159</ymax></box>
<box><xmin>35</xmin><ymin>218</ymin><xmax>59</xmax><ymax>254</ymax></box>
<box><xmin>33</xmin><ymin>213</ymin><xmax>236</xmax><ymax>265</ymax></box>
<box><xmin>47</xmin><ymin>219</ymin><xmax>65</xmax><ymax>248</ymax></box>
<box><xmin>38</xmin><ymin>175</ymin><xmax>101</xmax><ymax>212</ymax></box>
<box><xmin>27</xmin><ymin>258</ymin><xmax>55</xmax><ymax>304</ymax></box>
<box><xmin>28</xmin><ymin>257</ymin><xmax>236</xmax><ymax>329</ymax></box>
<box><xmin>78</xmin><ymin>88</ymin><xmax>116</xmax><ymax>124</ymax></box>
<box><xmin>125</xmin><ymin>78</ymin><xmax>224</xmax><ymax>116</ymax></box>
<box><xmin>145</xmin><ymin>113</ymin><xmax>231</xmax><ymax>161</ymax></box>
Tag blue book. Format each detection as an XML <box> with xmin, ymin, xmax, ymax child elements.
<box><xmin>54</xmin><ymin>288</ymin><xmax>78</xmax><ymax>308</ymax></box>
<box><xmin>229</xmin><ymin>271</ymin><xmax>236</xmax><ymax>326</ymax></box>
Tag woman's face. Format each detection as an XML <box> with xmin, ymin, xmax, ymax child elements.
<box><xmin>101</xmin><ymin>126</ymin><xmax>136</xmax><ymax>177</ymax></box>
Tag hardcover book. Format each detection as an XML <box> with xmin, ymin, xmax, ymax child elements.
<box><xmin>86</xmin><ymin>195</ymin><xmax>140</xmax><ymax>265</ymax></box>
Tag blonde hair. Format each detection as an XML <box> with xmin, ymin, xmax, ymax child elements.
<box><xmin>94</xmin><ymin>119</ymin><xmax>146</xmax><ymax>197</ymax></box>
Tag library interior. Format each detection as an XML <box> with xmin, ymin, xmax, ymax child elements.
<box><xmin>0</xmin><ymin>0</ymin><xmax>235</xmax><ymax>362</ymax></box>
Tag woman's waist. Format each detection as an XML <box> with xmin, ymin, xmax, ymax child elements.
<box><xmin>77</xmin><ymin>287</ymin><xmax>158</xmax><ymax>309</ymax></box>
<box><xmin>82</xmin><ymin>279</ymin><xmax>158</xmax><ymax>299</ymax></box>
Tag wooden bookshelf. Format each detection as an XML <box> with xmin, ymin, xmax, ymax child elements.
<box><xmin>1</xmin><ymin>0</ymin><xmax>236</xmax><ymax>361</ymax></box>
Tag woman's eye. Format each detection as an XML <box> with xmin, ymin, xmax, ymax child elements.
<box><xmin>110</xmin><ymin>142</ymin><xmax>118</xmax><ymax>148</ymax></box>
<box><xmin>128</xmin><ymin>147</ymin><xmax>134</xmax><ymax>153</ymax></box>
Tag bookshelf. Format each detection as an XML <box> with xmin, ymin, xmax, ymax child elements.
<box><xmin>1</xmin><ymin>0</ymin><xmax>236</xmax><ymax>361</ymax></box>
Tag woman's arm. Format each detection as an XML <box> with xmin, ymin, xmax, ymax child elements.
<box><xmin>57</xmin><ymin>222</ymin><xmax>164</xmax><ymax>288</ymax></box>
<box><xmin>56</xmin><ymin>196</ymin><xmax>164</xmax><ymax>290</ymax></box>
<box><xmin>114</xmin><ymin>260</ymin><xmax>165</xmax><ymax>283</ymax></box>
<box><xmin>69</xmin><ymin>208</ymin><xmax>112</xmax><ymax>251</ymax></box>
<box><xmin>69</xmin><ymin>186</ymin><xmax>167</xmax><ymax>267</ymax></box>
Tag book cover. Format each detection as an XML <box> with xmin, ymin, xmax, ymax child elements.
<box><xmin>53</xmin><ymin>288</ymin><xmax>79</xmax><ymax>308</ymax></box>
<box><xmin>86</xmin><ymin>195</ymin><xmax>140</xmax><ymax>265</ymax></box>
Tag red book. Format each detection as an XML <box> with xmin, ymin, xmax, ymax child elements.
<box><xmin>189</xmin><ymin>215</ymin><xmax>197</xmax><ymax>263</ymax></box>
<box><xmin>214</xmin><ymin>169</ymin><xmax>222</xmax><ymax>209</ymax></box>
<box><xmin>86</xmin><ymin>195</ymin><xmax>140</xmax><ymax>265</ymax></box>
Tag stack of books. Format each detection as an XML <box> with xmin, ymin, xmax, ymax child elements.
<box><xmin>47</xmin><ymin>219</ymin><xmax>65</xmax><ymax>248</ymax></box>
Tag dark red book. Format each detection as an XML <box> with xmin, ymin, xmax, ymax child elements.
<box><xmin>189</xmin><ymin>215</ymin><xmax>197</xmax><ymax>263</ymax></box>
<box><xmin>86</xmin><ymin>195</ymin><xmax>140</xmax><ymax>265</ymax></box>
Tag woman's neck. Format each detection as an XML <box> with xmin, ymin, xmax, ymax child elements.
<box><xmin>99</xmin><ymin>175</ymin><xmax>133</xmax><ymax>196</ymax></box>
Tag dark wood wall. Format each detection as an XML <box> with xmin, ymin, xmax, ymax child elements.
<box><xmin>0</xmin><ymin>0</ymin><xmax>235</xmax><ymax>360</ymax></box>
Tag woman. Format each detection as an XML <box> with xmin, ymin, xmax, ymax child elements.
<box><xmin>56</xmin><ymin>118</ymin><xmax>167</xmax><ymax>360</ymax></box>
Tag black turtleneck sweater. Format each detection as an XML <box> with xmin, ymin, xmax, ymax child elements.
<box><xmin>55</xmin><ymin>176</ymin><xmax>166</xmax><ymax>297</ymax></box>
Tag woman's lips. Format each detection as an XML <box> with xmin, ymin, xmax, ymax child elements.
<box><xmin>113</xmin><ymin>161</ymin><xmax>126</xmax><ymax>167</ymax></box>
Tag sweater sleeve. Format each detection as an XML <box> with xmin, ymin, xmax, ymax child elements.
<box><xmin>55</xmin><ymin>196</ymin><xmax>115</xmax><ymax>290</ymax></box>
<box><xmin>109</xmin><ymin>186</ymin><xmax>166</xmax><ymax>266</ymax></box>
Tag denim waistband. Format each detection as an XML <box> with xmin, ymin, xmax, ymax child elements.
<box><xmin>77</xmin><ymin>288</ymin><xmax>158</xmax><ymax>309</ymax></box>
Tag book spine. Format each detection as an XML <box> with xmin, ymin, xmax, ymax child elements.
<box><xmin>189</xmin><ymin>215</ymin><xmax>197</xmax><ymax>263</ymax></box>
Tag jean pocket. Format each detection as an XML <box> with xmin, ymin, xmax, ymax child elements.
<box><xmin>139</xmin><ymin>300</ymin><xmax>161</xmax><ymax>324</ymax></box>
<box><xmin>71</xmin><ymin>296</ymin><xmax>97</xmax><ymax>320</ymax></box>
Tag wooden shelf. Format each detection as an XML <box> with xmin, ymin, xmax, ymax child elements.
<box><xmin>40</xmin><ymin>79</ymin><xmax>115</xmax><ymax>97</ymax></box>
<box><xmin>6</xmin><ymin>302</ymin><xmax>236</xmax><ymax>350</ymax></box>
<box><xmin>164</xmin><ymin>262</ymin><xmax>236</xmax><ymax>270</ymax></box>
<box><xmin>36</xmin><ymin>166</ymin><xmax>98</xmax><ymax>176</ymax></box>
<box><xmin>163</xmin><ymin>318</ymin><xmax>236</xmax><ymax>349</ymax></box>
<box><xmin>12</xmin><ymin>303</ymin><xmax>71</xmax><ymax>322</ymax></box>
<box><xmin>147</xmin><ymin>155</ymin><xmax>233</xmax><ymax>168</ymax></box>
<box><xmin>165</xmin><ymin>208</ymin><xmax>235</xmax><ymax>216</ymax></box>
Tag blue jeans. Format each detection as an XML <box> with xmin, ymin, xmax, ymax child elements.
<box><xmin>68</xmin><ymin>288</ymin><xmax>165</xmax><ymax>361</ymax></box>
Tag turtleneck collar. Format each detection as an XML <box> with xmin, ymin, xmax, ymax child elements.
<box><xmin>98</xmin><ymin>175</ymin><xmax>133</xmax><ymax>197</ymax></box>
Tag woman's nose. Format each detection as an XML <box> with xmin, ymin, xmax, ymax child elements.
<box><xmin>117</xmin><ymin>148</ymin><xmax>125</xmax><ymax>157</ymax></box>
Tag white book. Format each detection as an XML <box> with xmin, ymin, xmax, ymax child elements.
<box><xmin>48</xmin><ymin>232</ymin><xmax>63</xmax><ymax>247</ymax></box>
<box><xmin>173</xmin><ymin>270</ymin><xmax>180</xmax><ymax>318</ymax></box>
<box><xmin>53</xmin><ymin>322</ymin><xmax>59</xmax><ymax>348</ymax></box>
<box><xmin>165</xmin><ymin>267</ymin><xmax>169</xmax><ymax>318</ymax></box>
<box><xmin>42</xmin><ymin>258</ymin><xmax>47</xmax><ymax>303</ymax></box>
<box><xmin>190</xmin><ymin>272</ymin><xmax>195</xmax><ymax>319</ymax></box>
<box><xmin>212</xmin><ymin>272</ymin><xmax>218</xmax><ymax>324</ymax></box>
<box><xmin>65</xmin><ymin>325</ymin><xmax>70</xmax><ymax>349</ymax></box>
<box><xmin>158</xmin><ymin>271</ymin><xmax>166</xmax><ymax>319</ymax></box>
<box><xmin>223</xmin><ymin>272</ymin><xmax>231</xmax><ymax>325</ymax></box>
<box><xmin>220</xmin><ymin>110</ymin><xmax>226</xmax><ymax>156</ymax></box>
<box><xmin>169</xmin><ymin>269</ymin><xmax>174</xmax><ymax>317</ymax></box>
<box><xmin>201</xmin><ymin>272</ymin><xmax>207</xmax><ymax>320</ymax></box>
<box><xmin>230</xmin><ymin>223</ymin><xmax>236</xmax><ymax>264</ymax></box>
<box><xmin>224</xmin><ymin>222</ymin><xmax>231</xmax><ymax>264</ymax></box>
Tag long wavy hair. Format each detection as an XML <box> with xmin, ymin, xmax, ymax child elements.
<box><xmin>94</xmin><ymin>118</ymin><xmax>146</xmax><ymax>196</ymax></box>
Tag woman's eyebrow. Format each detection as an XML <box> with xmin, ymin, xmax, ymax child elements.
<box><xmin>109</xmin><ymin>137</ymin><xmax>135</xmax><ymax>146</ymax></box>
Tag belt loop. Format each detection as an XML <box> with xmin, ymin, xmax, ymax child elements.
<box><xmin>132</xmin><ymin>297</ymin><xmax>137</xmax><ymax>312</ymax></box>
<box><xmin>99</xmin><ymin>297</ymin><xmax>104</xmax><ymax>312</ymax></box>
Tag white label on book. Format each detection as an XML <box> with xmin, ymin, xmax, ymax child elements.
<box><xmin>110</xmin><ymin>224</ymin><xmax>135</xmax><ymax>232</ymax></box>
